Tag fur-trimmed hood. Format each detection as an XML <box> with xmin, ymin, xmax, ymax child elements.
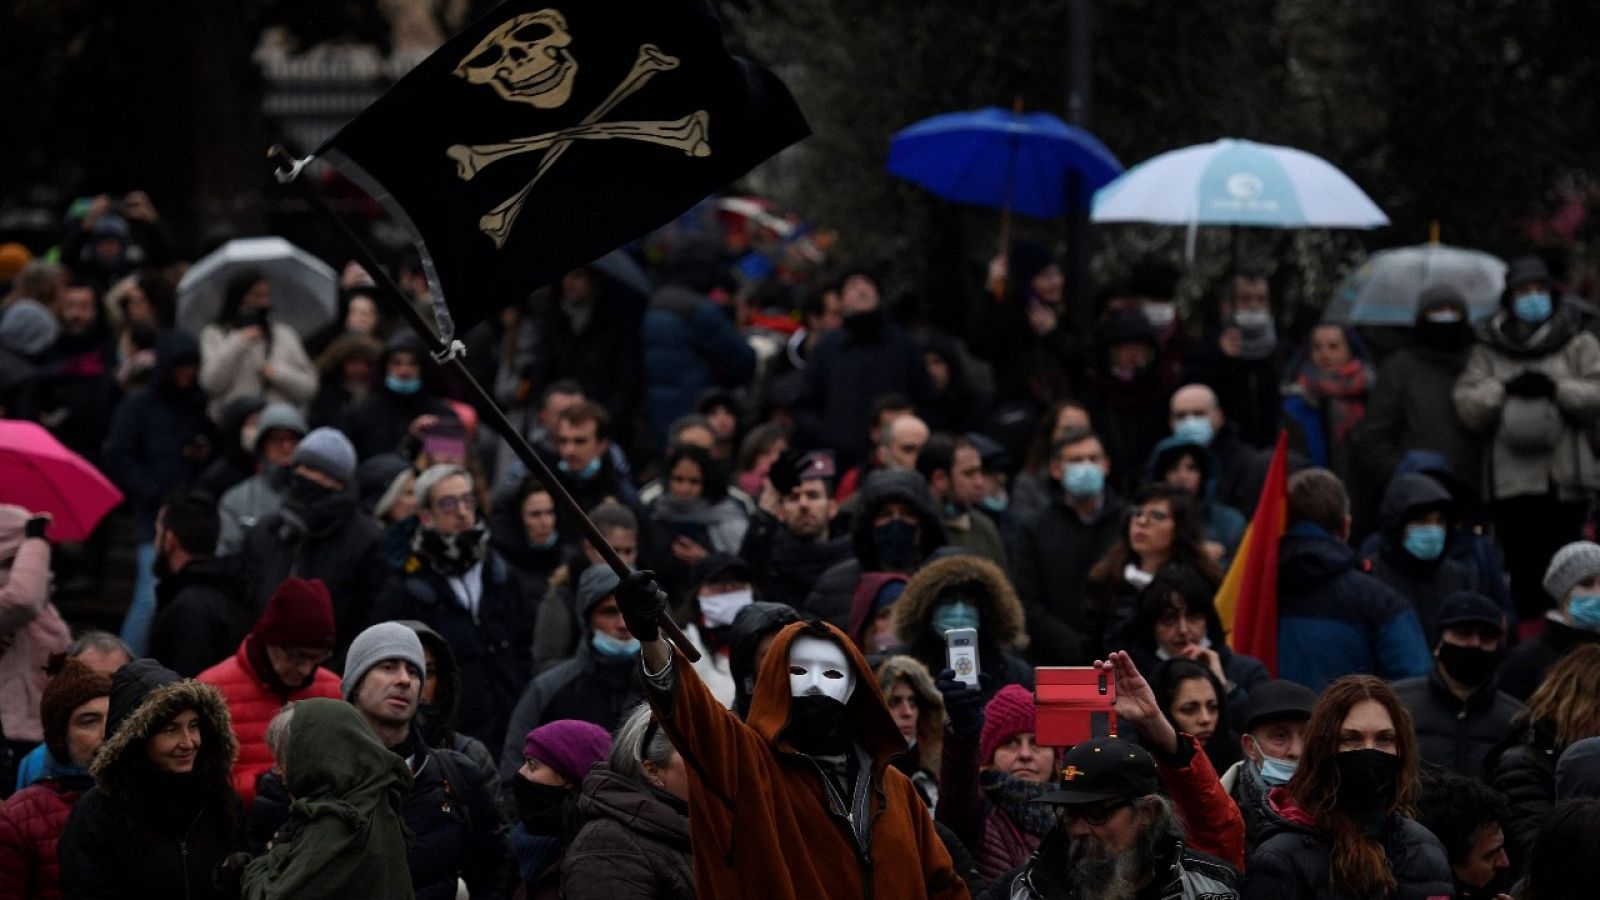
<box><xmin>875</xmin><ymin>655</ymin><xmax>944</xmax><ymax>773</ymax></box>
<box><xmin>891</xmin><ymin>553</ymin><xmax>1027</xmax><ymax>650</ymax></box>
<box><xmin>92</xmin><ymin>659</ymin><xmax>238</xmax><ymax>798</ymax></box>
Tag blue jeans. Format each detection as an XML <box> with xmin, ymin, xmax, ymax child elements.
<box><xmin>120</xmin><ymin>542</ymin><xmax>157</xmax><ymax>656</ymax></box>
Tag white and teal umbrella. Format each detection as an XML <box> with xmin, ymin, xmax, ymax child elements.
<box><xmin>1092</xmin><ymin>138</ymin><xmax>1388</xmax><ymax>259</ymax></box>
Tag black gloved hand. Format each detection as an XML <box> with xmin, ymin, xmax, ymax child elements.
<box><xmin>1505</xmin><ymin>369</ymin><xmax>1557</xmax><ymax>398</ymax></box>
<box><xmin>616</xmin><ymin>569</ymin><xmax>667</xmax><ymax>643</ymax></box>
<box><xmin>937</xmin><ymin>668</ymin><xmax>986</xmax><ymax>738</ymax></box>
<box><xmin>213</xmin><ymin>851</ymin><xmax>252</xmax><ymax>896</ymax></box>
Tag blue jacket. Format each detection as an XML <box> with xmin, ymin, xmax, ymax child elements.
<box><xmin>641</xmin><ymin>286</ymin><xmax>755</xmax><ymax>446</ymax></box>
<box><xmin>1276</xmin><ymin>523</ymin><xmax>1432</xmax><ymax>690</ymax></box>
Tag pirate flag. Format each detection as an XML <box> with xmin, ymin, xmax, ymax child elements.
<box><xmin>314</xmin><ymin>0</ymin><xmax>809</xmax><ymax>337</ymax></box>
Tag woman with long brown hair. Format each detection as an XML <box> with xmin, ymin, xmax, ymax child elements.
<box><xmin>1241</xmin><ymin>675</ymin><xmax>1452</xmax><ymax>899</ymax></box>
<box><xmin>1084</xmin><ymin>483</ymin><xmax>1221</xmax><ymax>651</ymax></box>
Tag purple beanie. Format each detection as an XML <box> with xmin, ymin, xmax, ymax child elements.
<box><xmin>523</xmin><ymin>720</ymin><xmax>613</xmax><ymax>784</ymax></box>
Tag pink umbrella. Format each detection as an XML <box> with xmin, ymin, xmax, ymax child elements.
<box><xmin>0</xmin><ymin>419</ymin><xmax>124</xmax><ymax>542</ymax></box>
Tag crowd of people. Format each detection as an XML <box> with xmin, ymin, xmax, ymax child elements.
<box><xmin>0</xmin><ymin>195</ymin><xmax>1598</xmax><ymax>898</ymax></box>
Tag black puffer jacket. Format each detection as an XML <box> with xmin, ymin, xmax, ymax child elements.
<box><xmin>1487</xmin><ymin>719</ymin><xmax>1559</xmax><ymax>868</ymax></box>
<box><xmin>1393</xmin><ymin>668</ymin><xmax>1523</xmax><ymax>779</ymax></box>
<box><xmin>148</xmin><ymin>554</ymin><xmax>253</xmax><ymax>677</ymax></box>
<box><xmin>1241</xmin><ymin>793</ymin><xmax>1452</xmax><ymax>900</ymax></box>
<box><xmin>804</xmin><ymin>469</ymin><xmax>950</xmax><ymax>629</ymax></box>
<box><xmin>394</xmin><ymin>728</ymin><xmax>509</xmax><ymax>900</ymax></box>
<box><xmin>1365</xmin><ymin>473</ymin><xmax>1479</xmax><ymax>644</ymax></box>
<box><xmin>59</xmin><ymin>660</ymin><xmax>243</xmax><ymax>900</ymax></box>
<box><xmin>560</xmin><ymin>765</ymin><xmax>693</xmax><ymax>900</ymax></box>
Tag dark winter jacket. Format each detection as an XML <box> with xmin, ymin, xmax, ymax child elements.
<box><xmin>891</xmin><ymin>553</ymin><xmax>1035</xmax><ymax>702</ymax></box>
<box><xmin>401</xmin><ymin>621</ymin><xmax>500</xmax><ymax>779</ymax></box>
<box><xmin>1498</xmin><ymin>615</ymin><xmax>1600</xmax><ymax>701</ymax></box>
<box><xmin>1241</xmin><ymin>789</ymin><xmax>1451</xmax><ymax>900</ymax></box>
<box><xmin>1366</xmin><ymin>473</ymin><xmax>1479</xmax><ymax>644</ymax></box>
<box><xmin>1275</xmin><ymin>523</ymin><xmax>1432</xmax><ymax>690</ymax></box>
<box><xmin>1182</xmin><ymin>337</ymin><xmax>1284</xmax><ymax>449</ymax></box>
<box><xmin>997</xmin><ymin>824</ymin><xmax>1238</xmax><ymax>900</ymax></box>
<box><xmin>0</xmin><ymin>772</ymin><xmax>91</xmax><ymax>900</ymax></box>
<box><xmin>489</xmin><ymin>499</ymin><xmax>566</xmax><ymax>614</ymax></box>
<box><xmin>148</xmin><ymin>554</ymin><xmax>253</xmax><ymax>677</ymax></box>
<box><xmin>531</xmin><ymin>293</ymin><xmax>643</xmax><ymax>431</ymax></box>
<box><xmin>375</xmin><ymin>545</ymin><xmax>531</xmax><ymax>753</ymax></box>
<box><xmin>641</xmin><ymin>285</ymin><xmax>757</xmax><ymax>447</ymax></box>
<box><xmin>738</xmin><ymin>508</ymin><xmax>854</xmax><ymax>610</ymax></box>
<box><xmin>392</xmin><ymin>728</ymin><xmax>509</xmax><ymax>900</ymax></box>
<box><xmin>728</xmin><ymin>601</ymin><xmax>803</xmax><ymax>719</ymax></box>
<box><xmin>1085</xmin><ymin>312</ymin><xmax>1182</xmax><ymax>495</ymax></box>
<box><xmin>340</xmin><ymin>334</ymin><xmax>457</xmax><ymax>460</ymax></box>
<box><xmin>804</xmin><ymin>470</ymin><xmax>950</xmax><ymax>629</ymax></box>
<box><xmin>561</xmin><ymin>765</ymin><xmax>694</xmax><ymax>900</ymax></box>
<box><xmin>102</xmin><ymin>331</ymin><xmax>215</xmax><ymax>539</ymax></box>
<box><xmin>1219</xmin><ymin>759</ymin><xmax>1275</xmax><ymax>860</ymax></box>
<box><xmin>795</xmin><ymin>309</ymin><xmax>933</xmax><ymax>468</ymax></box>
<box><xmin>1487</xmin><ymin>719</ymin><xmax>1559</xmax><ymax>867</ymax></box>
<box><xmin>1353</xmin><ymin>339</ymin><xmax>1480</xmax><ymax>490</ymax></box>
<box><xmin>1393</xmin><ymin>668</ymin><xmax>1523</xmax><ymax>780</ymax></box>
<box><xmin>1012</xmin><ymin>493</ymin><xmax>1126</xmax><ymax>665</ymax></box>
<box><xmin>59</xmin><ymin>661</ymin><xmax>243</xmax><ymax>900</ymax></box>
<box><xmin>240</xmin><ymin>487</ymin><xmax>388</xmax><ymax>662</ymax></box>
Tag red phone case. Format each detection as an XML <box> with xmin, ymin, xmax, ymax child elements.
<box><xmin>1035</xmin><ymin>667</ymin><xmax>1117</xmax><ymax>747</ymax></box>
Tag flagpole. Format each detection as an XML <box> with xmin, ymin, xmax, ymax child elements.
<box><xmin>267</xmin><ymin>145</ymin><xmax>703</xmax><ymax>663</ymax></box>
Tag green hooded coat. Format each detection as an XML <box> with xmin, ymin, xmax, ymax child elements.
<box><xmin>240</xmin><ymin>698</ymin><xmax>416</xmax><ymax>899</ymax></box>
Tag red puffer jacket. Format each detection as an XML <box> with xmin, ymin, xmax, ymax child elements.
<box><xmin>0</xmin><ymin>777</ymin><xmax>85</xmax><ymax>900</ymax></box>
<box><xmin>197</xmin><ymin>636</ymin><xmax>341</xmax><ymax>805</ymax></box>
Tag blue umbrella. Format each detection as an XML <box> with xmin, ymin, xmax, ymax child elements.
<box><xmin>887</xmin><ymin>107</ymin><xmax>1123</xmax><ymax>219</ymax></box>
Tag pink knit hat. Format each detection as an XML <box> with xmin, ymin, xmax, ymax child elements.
<box><xmin>979</xmin><ymin>683</ymin><xmax>1038</xmax><ymax>764</ymax></box>
<box><xmin>523</xmin><ymin>719</ymin><xmax>612</xmax><ymax>784</ymax></box>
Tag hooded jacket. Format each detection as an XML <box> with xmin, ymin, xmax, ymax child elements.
<box><xmin>104</xmin><ymin>331</ymin><xmax>216</xmax><ymax>538</ymax></box>
<box><xmin>340</xmin><ymin>334</ymin><xmax>455</xmax><ymax>460</ymax></box>
<box><xmin>1366</xmin><ymin>473</ymin><xmax>1478</xmax><ymax>644</ymax></box>
<box><xmin>59</xmin><ymin>660</ymin><xmax>242</xmax><ymax>900</ymax></box>
<box><xmin>1453</xmin><ymin>305</ymin><xmax>1600</xmax><ymax>501</ymax></box>
<box><xmin>401</xmin><ymin>620</ymin><xmax>499</xmax><ymax>779</ymax></box>
<box><xmin>646</xmin><ymin>620</ymin><xmax>969</xmax><ymax>900</ymax></box>
<box><xmin>197</xmin><ymin>636</ymin><xmax>342</xmax><ymax>806</ymax></box>
<box><xmin>0</xmin><ymin>505</ymin><xmax>70</xmax><ymax>743</ymax></box>
<box><xmin>805</xmin><ymin>469</ymin><xmax>951</xmax><ymax>629</ymax></box>
<box><xmin>1146</xmin><ymin>436</ymin><xmax>1248</xmax><ymax>561</ymax></box>
<box><xmin>1240</xmin><ymin>788</ymin><xmax>1453</xmax><ymax>900</ymax></box>
<box><xmin>240</xmin><ymin>698</ymin><xmax>415</xmax><ymax>899</ymax></box>
<box><xmin>560</xmin><ymin>764</ymin><xmax>694</xmax><ymax>900</ymax></box>
<box><xmin>1276</xmin><ymin>523</ymin><xmax>1432</xmax><ymax>690</ymax></box>
<box><xmin>1392</xmin><ymin>667</ymin><xmax>1523</xmax><ymax>780</ymax></box>
<box><xmin>892</xmin><ymin>554</ymin><xmax>1034</xmax><ymax>701</ymax></box>
<box><xmin>876</xmin><ymin>655</ymin><xmax>945</xmax><ymax>781</ymax></box>
<box><xmin>728</xmin><ymin>601</ymin><xmax>802</xmax><ymax>719</ymax></box>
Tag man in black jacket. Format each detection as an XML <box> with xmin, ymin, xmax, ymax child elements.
<box><xmin>148</xmin><ymin>488</ymin><xmax>252</xmax><ymax>677</ymax></box>
<box><xmin>738</xmin><ymin>449</ymin><xmax>852</xmax><ymax>609</ymax></box>
<box><xmin>375</xmin><ymin>464</ymin><xmax>532</xmax><ymax>752</ymax></box>
<box><xmin>1393</xmin><ymin>592</ymin><xmax>1524</xmax><ymax>779</ymax></box>
<box><xmin>344</xmin><ymin>622</ymin><xmax>508</xmax><ymax>900</ymax></box>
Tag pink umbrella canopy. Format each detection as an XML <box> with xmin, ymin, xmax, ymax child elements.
<box><xmin>0</xmin><ymin>419</ymin><xmax>123</xmax><ymax>542</ymax></box>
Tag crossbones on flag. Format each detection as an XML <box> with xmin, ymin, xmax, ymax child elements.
<box><xmin>313</xmin><ymin>0</ymin><xmax>809</xmax><ymax>337</ymax></box>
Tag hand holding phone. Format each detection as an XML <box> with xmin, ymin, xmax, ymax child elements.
<box><xmin>1035</xmin><ymin>666</ymin><xmax>1116</xmax><ymax>747</ymax></box>
<box><xmin>944</xmin><ymin>627</ymin><xmax>980</xmax><ymax>688</ymax></box>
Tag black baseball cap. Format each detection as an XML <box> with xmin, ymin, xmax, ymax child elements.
<box><xmin>769</xmin><ymin>448</ymin><xmax>836</xmax><ymax>495</ymax></box>
<box><xmin>1438</xmin><ymin>591</ymin><xmax>1506</xmax><ymax>634</ymax></box>
<box><xmin>1242</xmin><ymin>680</ymin><xmax>1319</xmax><ymax>734</ymax></box>
<box><xmin>1034</xmin><ymin>738</ymin><xmax>1158</xmax><ymax>805</ymax></box>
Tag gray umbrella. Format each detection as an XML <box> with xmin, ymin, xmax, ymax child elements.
<box><xmin>176</xmin><ymin>237</ymin><xmax>338</xmax><ymax>336</ymax></box>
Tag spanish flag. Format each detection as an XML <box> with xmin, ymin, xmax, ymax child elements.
<box><xmin>1214</xmin><ymin>430</ymin><xmax>1289</xmax><ymax>675</ymax></box>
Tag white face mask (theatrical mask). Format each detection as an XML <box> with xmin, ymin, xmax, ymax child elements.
<box><xmin>788</xmin><ymin>635</ymin><xmax>856</xmax><ymax>703</ymax></box>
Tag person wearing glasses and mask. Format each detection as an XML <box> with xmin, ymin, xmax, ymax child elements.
<box><xmin>376</xmin><ymin>464</ymin><xmax>532</xmax><ymax>753</ymax></box>
<box><xmin>198</xmin><ymin>577</ymin><xmax>341</xmax><ymax>807</ymax></box>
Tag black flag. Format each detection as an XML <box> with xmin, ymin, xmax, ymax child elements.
<box><xmin>314</xmin><ymin>0</ymin><xmax>809</xmax><ymax>336</ymax></box>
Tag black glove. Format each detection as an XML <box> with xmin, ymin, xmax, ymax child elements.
<box><xmin>1505</xmin><ymin>369</ymin><xmax>1557</xmax><ymax>398</ymax></box>
<box><xmin>213</xmin><ymin>851</ymin><xmax>252</xmax><ymax>896</ymax></box>
<box><xmin>616</xmin><ymin>569</ymin><xmax>667</xmax><ymax>643</ymax></box>
<box><xmin>23</xmin><ymin>516</ymin><xmax>48</xmax><ymax>540</ymax></box>
<box><xmin>937</xmin><ymin>668</ymin><xmax>986</xmax><ymax>738</ymax></box>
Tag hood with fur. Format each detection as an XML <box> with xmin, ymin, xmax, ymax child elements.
<box><xmin>92</xmin><ymin>659</ymin><xmax>238</xmax><ymax>799</ymax></box>
<box><xmin>891</xmin><ymin>553</ymin><xmax>1027</xmax><ymax>650</ymax></box>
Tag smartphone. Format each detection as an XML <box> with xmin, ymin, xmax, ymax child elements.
<box><xmin>1035</xmin><ymin>666</ymin><xmax>1117</xmax><ymax>747</ymax></box>
<box><xmin>667</xmin><ymin>520</ymin><xmax>710</xmax><ymax>547</ymax></box>
<box><xmin>944</xmin><ymin>627</ymin><xmax>980</xmax><ymax>688</ymax></box>
<box><xmin>422</xmin><ymin>419</ymin><xmax>467</xmax><ymax>463</ymax></box>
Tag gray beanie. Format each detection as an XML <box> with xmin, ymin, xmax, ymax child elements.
<box><xmin>1556</xmin><ymin>736</ymin><xmax>1600</xmax><ymax>800</ymax></box>
<box><xmin>254</xmin><ymin>402</ymin><xmax>309</xmax><ymax>453</ymax></box>
<box><xmin>577</xmin><ymin>565</ymin><xmax>623</xmax><ymax>621</ymax></box>
<box><xmin>342</xmin><ymin>621</ymin><xmax>428</xmax><ymax>699</ymax></box>
<box><xmin>0</xmin><ymin>298</ymin><xmax>60</xmax><ymax>357</ymax></box>
<box><xmin>1542</xmin><ymin>541</ymin><xmax>1600</xmax><ymax>602</ymax></box>
<box><xmin>292</xmin><ymin>427</ymin><xmax>357</xmax><ymax>485</ymax></box>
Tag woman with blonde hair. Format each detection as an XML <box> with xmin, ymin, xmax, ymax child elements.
<box><xmin>1242</xmin><ymin>675</ymin><xmax>1452</xmax><ymax>899</ymax></box>
<box><xmin>1489</xmin><ymin>642</ymin><xmax>1600</xmax><ymax>866</ymax></box>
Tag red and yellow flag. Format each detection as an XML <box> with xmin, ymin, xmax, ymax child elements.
<box><xmin>1214</xmin><ymin>431</ymin><xmax>1290</xmax><ymax>675</ymax></box>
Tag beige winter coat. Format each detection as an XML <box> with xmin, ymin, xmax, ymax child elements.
<box><xmin>0</xmin><ymin>505</ymin><xmax>71</xmax><ymax>743</ymax></box>
<box><xmin>199</xmin><ymin>321</ymin><xmax>318</xmax><ymax>422</ymax></box>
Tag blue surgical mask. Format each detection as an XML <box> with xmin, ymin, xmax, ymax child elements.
<box><xmin>590</xmin><ymin>631</ymin><xmax>641</xmax><ymax>658</ymax></box>
<box><xmin>1514</xmin><ymin>292</ymin><xmax>1553</xmax><ymax>324</ymax></box>
<box><xmin>1403</xmin><ymin>524</ymin><xmax>1447</xmax><ymax>561</ymax></box>
<box><xmin>1062</xmin><ymin>462</ymin><xmax>1105</xmax><ymax>499</ymax></box>
<box><xmin>559</xmin><ymin>456</ymin><xmax>602</xmax><ymax>480</ymax></box>
<box><xmin>979</xmin><ymin>493</ymin><xmax>1009</xmax><ymax>513</ymax></box>
<box><xmin>930</xmin><ymin>600</ymin><xmax>980</xmax><ymax>636</ymax></box>
<box><xmin>1568</xmin><ymin>593</ymin><xmax>1600</xmax><ymax>629</ymax></box>
<box><xmin>1258</xmin><ymin>753</ymin><xmax>1299</xmax><ymax>787</ymax></box>
<box><xmin>385</xmin><ymin>374</ymin><xmax>422</xmax><ymax>395</ymax></box>
<box><xmin>530</xmin><ymin>530</ymin><xmax>560</xmax><ymax>550</ymax></box>
<box><xmin>1173</xmin><ymin>415</ymin><xmax>1214</xmax><ymax>446</ymax></box>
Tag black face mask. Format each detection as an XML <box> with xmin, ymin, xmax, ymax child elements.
<box><xmin>1414</xmin><ymin>320</ymin><xmax>1473</xmax><ymax>353</ymax></box>
<box><xmin>513</xmin><ymin>776</ymin><xmax>571</xmax><ymax>836</ymax></box>
<box><xmin>873</xmin><ymin>519</ymin><xmax>919</xmax><ymax>571</ymax></box>
<box><xmin>1437</xmin><ymin>641</ymin><xmax>1500</xmax><ymax>687</ymax></box>
<box><xmin>785</xmin><ymin>695</ymin><xmax>851</xmax><ymax>755</ymax></box>
<box><xmin>1335</xmin><ymin>749</ymin><xmax>1401</xmax><ymax>834</ymax></box>
<box><xmin>287</xmin><ymin>473</ymin><xmax>338</xmax><ymax>509</ymax></box>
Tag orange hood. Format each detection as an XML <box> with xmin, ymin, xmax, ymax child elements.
<box><xmin>746</xmin><ymin>620</ymin><xmax>907</xmax><ymax>763</ymax></box>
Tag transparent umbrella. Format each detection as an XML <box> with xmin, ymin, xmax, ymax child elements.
<box><xmin>177</xmin><ymin>237</ymin><xmax>338</xmax><ymax>336</ymax></box>
<box><xmin>1324</xmin><ymin>243</ymin><xmax>1507</xmax><ymax>326</ymax></box>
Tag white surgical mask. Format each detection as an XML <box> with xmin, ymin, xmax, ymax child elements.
<box><xmin>699</xmin><ymin>588</ymin><xmax>754</xmax><ymax>628</ymax></box>
<box><xmin>788</xmin><ymin>636</ymin><xmax>856</xmax><ymax>703</ymax></box>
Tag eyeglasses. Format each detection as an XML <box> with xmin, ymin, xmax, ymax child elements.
<box><xmin>1131</xmin><ymin>507</ymin><xmax>1171</xmax><ymax>523</ymax></box>
<box><xmin>435</xmin><ymin>492</ymin><xmax>478</xmax><ymax>515</ymax></box>
<box><xmin>279</xmin><ymin>649</ymin><xmax>331</xmax><ymax>666</ymax></box>
<box><xmin>1056</xmin><ymin>800</ymin><xmax>1130</xmax><ymax>826</ymax></box>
